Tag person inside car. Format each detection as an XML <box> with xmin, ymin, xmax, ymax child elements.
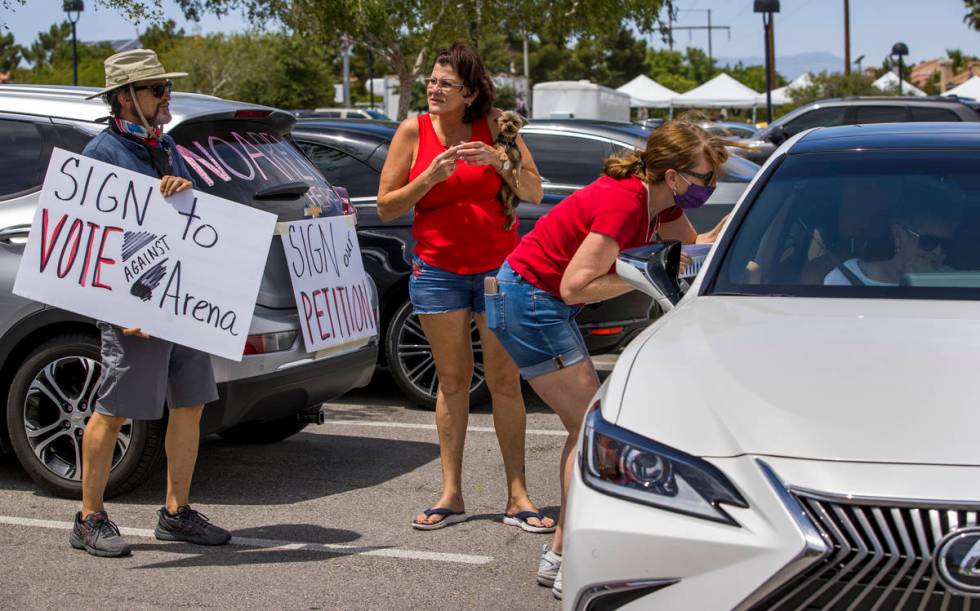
<box><xmin>69</xmin><ymin>49</ymin><xmax>231</xmax><ymax>558</ymax></box>
<box><xmin>376</xmin><ymin>41</ymin><xmax>553</xmax><ymax>534</ymax></box>
<box><xmin>824</xmin><ymin>202</ymin><xmax>956</xmax><ymax>286</ymax></box>
<box><xmin>485</xmin><ymin>119</ymin><xmax>729</xmax><ymax>598</ymax></box>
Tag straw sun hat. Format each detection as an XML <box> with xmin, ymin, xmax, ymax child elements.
<box><xmin>85</xmin><ymin>49</ymin><xmax>188</xmax><ymax>99</ymax></box>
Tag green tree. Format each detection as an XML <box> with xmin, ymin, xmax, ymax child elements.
<box><xmin>965</xmin><ymin>0</ymin><xmax>980</xmax><ymax>30</ymax></box>
<box><xmin>14</xmin><ymin>22</ymin><xmax>115</xmax><ymax>86</ymax></box>
<box><xmin>0</xmin><ymin>32</ymin><xmax>22</xmax><ymax>74</ymax></box>
<box><xmin>725</xmin><ymin>61</ymin><xmax>786</xmax><ymax>92</ymax></box>
<box><xmin>788</xmin><ymin>71</ymin><xmax>877</xmax><ymax>105</ymax></box>
<box><xmin>139</xmin><ymin>19</ymin><xmax>186</xmax><ymax>53</ymax></box>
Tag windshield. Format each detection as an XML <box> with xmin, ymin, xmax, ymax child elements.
<box><xmin>171</xmin><ymin>119</ymin><xmax>342</xmax><ymax>221</ymax></box>
<box><xmin>711</xmin><ymin>151</ymin><xmax>980</xmax><ymax>300</ymax></box>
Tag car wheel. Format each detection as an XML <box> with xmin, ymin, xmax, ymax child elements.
<box><xmin>217</xmin><ymin>417</ymin><xmax>308</xmax><ymax>444</ymax></box>
<box><xmin>386</xmin><ymin>299</ymin><xmax>489</xmax><ymax>410</ymax></box>
<box><xmin>5</xmin><ymin>333</ymin><xmax>165</xmax><ymax>499</ymax></box>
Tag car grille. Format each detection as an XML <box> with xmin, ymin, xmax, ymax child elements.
<box><xmin>751</xmin><ymin>491</ymin><xmax>980</xmax><ymax>611</ymax></box>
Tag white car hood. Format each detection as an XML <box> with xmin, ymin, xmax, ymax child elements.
<box><xmin>613</xmin><ymin>296</ymin><xmax>980</xmax><ymax>465</ymax></box>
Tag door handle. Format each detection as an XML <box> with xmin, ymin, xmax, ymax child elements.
<box><xmin>0</xmin><ymin>224</ymin><xmax>31</xmax><ymax>243</ymax></box>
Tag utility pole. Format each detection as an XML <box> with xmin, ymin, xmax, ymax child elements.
<box><xmin>341</xmin><ymin>41</ymin><xmax>351</xmax><ymax>107</ymax></box>
<box><xmin>843</xmin><ymin>0</ymin><xmax>851</xmax><ymax>75</ymax></box>
<box><xmin>672</xmin><ymin>9</ymin><xmax>731</xmax><ymax>66</ymax></box>
<box><xmin>768</xmin><ymin>12</ymin><xmax>777</xmax><ymax>86</ymax></box>
<box><xmin>523</xmin><ymin>30</ymin><xmax>531</xmax><ymax>115</ymax></box>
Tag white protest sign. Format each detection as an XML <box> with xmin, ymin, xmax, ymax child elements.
<box><xmin>280</xmin><ymin>215</ymin><xmax>377</xmax><ymax>353</ymax></box>
<box><xmin>13</xmin><ymin>147</ymin><xmax>277</xmax><ymax>361</ymax></box>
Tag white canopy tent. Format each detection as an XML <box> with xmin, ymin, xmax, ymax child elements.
<box><xmin>672</xmin><ymin>73</ymin><xmax>763</xmax><ymax>108</ymax></box>
<box><xmin>872</xmin><ymin>71</ymin><xmax>926</xmax><ymax>96</ymax></box>
<box><xmin>766</xmin><ymin>73</ymin><xmax>813</xmax><ymax>106</ymax></box>
<box><xmin>942</xmin><ymin>75</ymin><xmax>980</xmax><ymax>99</ymax></box>
<box><xmin>616</xmin><ymin>75</ymin><xmax>678</xmax><ymax>108</ymax></box>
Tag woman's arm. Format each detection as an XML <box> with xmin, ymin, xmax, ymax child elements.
<box><xmin>376</xmin><ymin>118</ymin><xmax>460</xmax><ymax>223</ymax></box>
<box><xmin>559</xmin><ymin>232</ymin><xmax>634</xmax><ymax>305</ymax></box>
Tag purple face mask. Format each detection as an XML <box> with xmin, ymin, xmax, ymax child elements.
<box><xmin>673</xmin><ymin>174</ymin><xmax>715</xmax><ymax>209</ymax></box>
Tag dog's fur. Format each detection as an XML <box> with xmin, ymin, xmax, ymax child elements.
<box><xmin>493</xmin><ymin>110</ymin><xmax>527</xmax><ymax>231</ymax></box>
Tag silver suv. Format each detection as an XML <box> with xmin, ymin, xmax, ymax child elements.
<box><xmin>0</xmin><ymin>84</ymin><xmax>378</xmax><ymax>498</ymax></box>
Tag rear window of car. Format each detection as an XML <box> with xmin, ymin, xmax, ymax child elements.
<box><xmin>523</xmin><ymin>132</ymin><xmax>615</xmax><ymax>185</ymax></box>
<box><xmin>910</xmin><ymin>107</ymin><xmax>962</xmax><ymax>122</ymax></box>
<box><xmin>0</xmin><ymin>119</ymin><xmax>45</xmax><ymax>198</ymax></box>
<box><xmin>296</xmin><ymin>142</ymin><xmax>379</xmax><ymax>199</ymax></box>
<box><xmin>171</xmin><ymin>119</ymin><xmax>342</xmax><ymax>221</ymax></box>
<box><xmin>711</xmin><ymin>151</ymin><xmax>980</xmax><ymax>300</ymax></box>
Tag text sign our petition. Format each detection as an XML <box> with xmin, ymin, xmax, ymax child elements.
<box><xmin>280</xmin><ymin>215</ymin><xmax>377</xmax><ymax>353</ymax></box>
<box><xmin>13</xmin><ymin>148</ymin><xmax>277</xmax><ymax>361</ymax></box>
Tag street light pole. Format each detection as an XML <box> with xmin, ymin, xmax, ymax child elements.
<box><xmin>63</xmin><ymin>1</ymin><xmax>84</xmax><ymax>86</ymax></box>
<box><xmin>892</xmin><ymin>42</ymin><xmax>909</xmax><ymax>95</ymax></box>
<box><xmin>754</xmin><ymin>0</ymin><xmax>780</xmax><ymax>125</ymax></box>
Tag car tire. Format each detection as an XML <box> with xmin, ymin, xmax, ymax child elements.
<box><xmin>385</xmin><ymin>299</ymin><xmax>490</xmax><ymax>410</ymax></box>
<box><xmin>5</xmin><ymin>333</ymin><xmax>165</xmax><ymax>499</ymax></box>
<box><xmin>217</xmin><ymin>417</ymin><xmax>309</xmax><ymax>444</ymax></box>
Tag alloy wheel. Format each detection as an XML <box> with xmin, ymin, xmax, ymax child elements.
<box><xmin>21</xmin><ymin>356</ymin><xmax>132</xmax><ymax>482</ymax></box>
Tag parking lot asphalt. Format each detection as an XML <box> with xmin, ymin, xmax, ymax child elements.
<box><xmin>0</xmin><ymin>365</ymin><xmax>594</xmax><ymax>610</ymax></box>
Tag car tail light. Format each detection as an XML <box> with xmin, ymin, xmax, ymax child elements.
<box><xmin>588</xmin><ymin>326</ymin><xmax>624</xmax><ymax>336</ymax></box>
<box><xmin>234</xmin><ymin>110</ymin><xmax>272</xmax><ymax>118</ymax></box>
<box><xmin>243</xmin><ymin>331</ymin><xmax>298</xmax><ymax>355</ymax></box>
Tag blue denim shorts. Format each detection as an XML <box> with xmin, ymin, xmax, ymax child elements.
<box><xmin>486</xmin><ymin>262</ymin><xmax>587</xmax><ymax>379</ymax></box>
<box><xmin>408</xmin><ymin>255</ymin><xmax>499</xmax><ymax>315</ymax></box>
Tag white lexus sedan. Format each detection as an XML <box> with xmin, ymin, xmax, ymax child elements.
<box><xmin>562</xmin><ymin>122</ymin><xmax>980</xmax><ymax>611</ymax></box>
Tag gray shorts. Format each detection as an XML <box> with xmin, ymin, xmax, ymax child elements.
<box><xmin>94</xmin><ymin>322</ymin><xmax>219</xmax><ymax>420</ymax></box>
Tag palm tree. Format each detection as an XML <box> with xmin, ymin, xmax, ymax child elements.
<box><xmin>966</xmin><ymin>0</ymin><xmax>980</xmax><ymax>30</ymax></box>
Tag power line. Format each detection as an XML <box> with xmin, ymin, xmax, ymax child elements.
<box><xmin>669</xmin><ymin>8</ymin><xmax>732</xmax><ymax>65</ymax></box>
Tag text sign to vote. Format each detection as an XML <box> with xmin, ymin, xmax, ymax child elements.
<box><xmin>280</xmin><ymin>215</ymin><xmax>377</xmax><ymax>353</ymax></box>
<box><xmin>13</xmin><ymin>148</ymin><xmax>277</xmax><ymax>361</ymax></box>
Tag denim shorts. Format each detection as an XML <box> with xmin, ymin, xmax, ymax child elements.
<box><xmin>485</xmin><ymin>262</ymin><xmax>587</xmax><ymax>379</ymax></box>
<box><xmin>408</xmin><ymin>255</ymin><xmax>499</xmax><ymax>315</ymax></box>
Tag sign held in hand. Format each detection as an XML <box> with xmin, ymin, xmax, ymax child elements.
<box><xmin>13</xmin><ymin>148</ymin><xmax>277</xmax><ymax>361</ymax></box>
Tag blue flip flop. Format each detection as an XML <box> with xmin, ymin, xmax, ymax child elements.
<box><xmin>412</xmin><ymin>507</ymin><xmax>467</xmax><ymax>531</ymax></box>
<box><xmin>503</xmin><ymin>511</ymin><xmax>556</xmax><ymax>533</ymax></box>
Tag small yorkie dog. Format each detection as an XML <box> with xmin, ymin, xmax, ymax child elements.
<box><xmin>493</xmin><ymin>110</ymin><xmax>527</xmax><ymax>231</ymax></box>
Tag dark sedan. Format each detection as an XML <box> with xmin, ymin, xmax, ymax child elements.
<box><xmin>292</xmin><ymin>118</ymin><xmax>758</xmax><ymax>408</ymax></box>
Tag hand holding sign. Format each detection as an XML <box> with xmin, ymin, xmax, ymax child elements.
<box><xmin>160</xmin><ymin>175</ymin><xmax>192</xmax><ymax>197</ymax></box>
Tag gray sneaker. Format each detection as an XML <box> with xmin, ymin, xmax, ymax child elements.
<box><xmin>552</xmin><ymin>565</ymin><xmax>563</xmax><ymax>600</ymax></box>
<box><xmin>154</xmin><ymin>506</ymin><xmax>231</xmax><ymax>546</ymax></box>
<box><xmin>537</xmin><ymin>543</ymin><xmax>562</xmax><ymax>587</ymax></box>
<box><xmin>69</xmin><ymin>511</ymin><xmax>132</xmax><ymax>558</ymax></box>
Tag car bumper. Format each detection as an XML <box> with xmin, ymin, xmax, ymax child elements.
<box><xmin>201</xmin><ymin>340</ymin><xmax>377</xmax><ymax>434</ymax></box>
<box><xmin>563</xmin><ymin>454</ymin><xmax>980</xmax><ymax>611</ymax></box>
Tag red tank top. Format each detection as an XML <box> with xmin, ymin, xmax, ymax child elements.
<box><xmin>409</xmin><ymin>114</ymin><xmax>518</xmax><ymax>274</ymax></box>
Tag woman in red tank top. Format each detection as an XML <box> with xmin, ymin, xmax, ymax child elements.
<box><xmin>377</xmin><ymin>41</ymin><xmax>550</xmax><ymax>532</ymax></box>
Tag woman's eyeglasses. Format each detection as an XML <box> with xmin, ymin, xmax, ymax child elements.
<box><xmin>424</xmin><ymin>77</ymin><xmax>465</xmax><ymax>92</ymax></box>
<box><xmin>132</xmin><ymin>81</ymin><xmax>173</xmax><ymax>98</ymax></box>
<box><xmin>903</xmin><ymin>226</ymin><xmax>953</xmax><ymax>252</ymax></box>
<box><xmin>681</xmin><ymin>168</ymin><xmax>714</xmax><ymax>185</ymax></box>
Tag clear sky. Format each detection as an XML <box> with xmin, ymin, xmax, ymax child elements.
<box><xmin>2</xmin><ymin>0</ymin><xmax>977</xmax><ymax>67</ymax></box>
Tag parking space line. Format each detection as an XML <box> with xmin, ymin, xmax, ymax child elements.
<box><xmin>0</xmin><ymin>515</ymin><xmax>493</xmax><ymax>565</ymax></box>
<box><xmin>324</xmin><ymin>419</ymin><xmax>567</xmax><ymax>436</ymax></box>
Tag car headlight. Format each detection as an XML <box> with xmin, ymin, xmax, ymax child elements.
<box><xmin>581</xmin><ymin>402</ymin><xmax>748</xmax><ymax>525</ymax></box>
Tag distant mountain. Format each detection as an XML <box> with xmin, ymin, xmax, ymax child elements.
<box><xmin>715</xmin><ymin>51</ymin><xmax>846</xmax><ymax>80</ymax></box>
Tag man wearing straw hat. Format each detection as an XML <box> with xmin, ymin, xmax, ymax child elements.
<box><xmin>69</xmin><ymin>49</ymin><xmax>231</xmax><ymax>558</ymax></box>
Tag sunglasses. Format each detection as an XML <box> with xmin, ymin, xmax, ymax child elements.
<box><xmin>424</xmin><ymin>77</ymin><xmax>465</xmax><ymax>92</ymax></box>
<box><xmin>903</xmin><ymin>225</ymin><xmax>953</xmax><ymax>252</ymax></box>
<box><xmin>132</xmin><ymin>80</ymin><xmax>173</xmax><ymax>98</ymax></box>
<box><xmin>681</xmin><ymin>168</ymin><xmax>714</xmax><ymax>185</ymax></box>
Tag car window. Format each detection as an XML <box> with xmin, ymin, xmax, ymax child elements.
<box><xmin>853</xmin><ymin>105</ymin><xmax>910</xmax><ymax>124</ymax></box>
<box><xmin>54</xmin><ymin>123</ymin><xmax>97</xmax><ymax>154</ymax></box>
<box><xmin>296</xmin><ymin>141</ymin><xmax>379</xmax><ymax>198</ymax></box>
<box><xmin>170</xmin><ymin>119</ymin><xmax>342</xmax><ymax>221</ymax></box>
<box><xmin>711</xmin><ymin>151</ymin><xmax>980</xmax><ymax>299</ymax></box>
<box><xmin>782</xmin><ymin>107</ymin><xmax>848</xmax><ymax>136</ymax></box>
<box><xmin>523</xmin><ymin>133</ymin><xmax>614</xmax><ymax>185</ymax></box>
<box><xmin>910</xmin><ymin>107</ymin><xmax>961</xmax><ymax>122</ymax></box>
<box><xmin>0</xmin><ymin>119</ymin><xmax>45</xmax><ymax>198</ymax></box>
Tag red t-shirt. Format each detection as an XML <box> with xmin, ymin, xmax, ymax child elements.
<box><xmin>508</xmin><ymin>175</ymin><xmax>683</xmax><ymax>297</ymax></box>
<box><xmin>408</xmin><ymin>114</ymin><xmax>518</xmax><ymax>274</ymax></box>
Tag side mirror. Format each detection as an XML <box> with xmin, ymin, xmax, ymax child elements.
<box><xmin>766</xmin><ymin>125</ymin><xmax>787</xmax><ymax>145</ymax></box>
<box><xmin>616</xmin><ymin>241</ymin><xmax>685</xmax><ymax>312</ymax></box>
